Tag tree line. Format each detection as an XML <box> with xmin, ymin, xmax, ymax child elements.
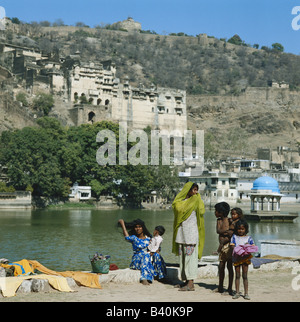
<box><xmin>0</xmin><ymin>118</ymin><xmax>180</xmax><ymax>207</ymax></box>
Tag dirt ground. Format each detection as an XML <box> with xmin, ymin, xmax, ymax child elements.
<box><xmin>1</xmin><ymin>266</ymin><xmax>299</xmax><ymax>303</ymax></box>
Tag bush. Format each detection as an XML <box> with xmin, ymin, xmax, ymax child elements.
<box><xmin>16</xmin><ymin>92</ymin><xmax>29</xmax><ymax>107</ymax></box>
<box><xmin>33</xmin><ymin>92</ymin><xmax>54</xmax><ymax>115</ymax></box>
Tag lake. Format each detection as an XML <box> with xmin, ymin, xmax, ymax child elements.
<box><xmin>0</xmin><ymin>205</ymin><xmax>299</xmax><ymax>271</ymax></box>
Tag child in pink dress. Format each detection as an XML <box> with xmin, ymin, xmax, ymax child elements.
<box><xmin>230</xmin><ymin>219</ymin><xmax>258</xmax><ymax>300</ymax></box>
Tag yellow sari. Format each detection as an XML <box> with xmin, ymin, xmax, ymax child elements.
<box><xmin>172</xmin><ymin>182</ymin><xmax>205</xmax><ymax>259</ymax></box>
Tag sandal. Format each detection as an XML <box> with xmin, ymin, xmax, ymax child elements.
<box><xmin>232</xmin><ymin>293</ymin><xmax>241</xmax><ymax>299</ymax></box>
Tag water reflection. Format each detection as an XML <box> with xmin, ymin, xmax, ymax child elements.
<box><xmin>0</xmin><ymin>208</ymin><xmax>298</xmax><ymax>271</ymax></box>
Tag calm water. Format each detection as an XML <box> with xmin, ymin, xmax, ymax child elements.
<box><xmin>0</xmin><ymin>207</ymin><xmax>299</xmax><ymax>271</ymax></box>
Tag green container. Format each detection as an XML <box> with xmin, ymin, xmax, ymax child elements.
<box><xmin>89</xmin><ymin>257</ymin><xmax>111</xmax><ymax>274</ymax></box>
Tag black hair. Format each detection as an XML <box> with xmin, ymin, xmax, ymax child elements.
<box><xmin>121</xmin><ymin>219</ymin><xmax>152</xmax><ymax>237</ymax></box>
<box><xmin>189</xmin><ymin>183</ymin><xmax>198</xmax><ymax>191</ymax></box>
<box><xmin>231</xmin><ymin>207</ymin><xmax>244</xmax><ymax>219</ymax></box>
<box><xmin>234</xmin><ymin>219</ymin><xmax>249</xmax><ymax>235</ymax></box>
<box><xmin>155</xmin><ymin>225</ymin><xmax>165</xmax><ymax>236</ymax></box>
<box><xmin>214</xmin><ymin>202</ymin><xmax>230</xmax><ymax>217</ymax></box>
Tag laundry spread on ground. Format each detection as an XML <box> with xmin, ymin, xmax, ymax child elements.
<box><xmin>0</xmin><ymin>274</ymin><xmax>74</xmax><ymax>297</ymax></box>
<box><xmin>0</xmin><ymin>259</ymin><xmax>102</xmax><ymax>297</ymax></box>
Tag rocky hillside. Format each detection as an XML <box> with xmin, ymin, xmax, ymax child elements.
<box><xmin>187</xmin><ymin>87</ymin><xmax>300</xmax><ymax>158</ymax></box>
<box><xmin>0</xmin><ymin>22</ymin><xmax>300</xmax><ymax>158</ymax></box>
<box><xmin>0</xmin><ymin>94</ymin><xmax>35</xmax><ymax>133</ymax></box>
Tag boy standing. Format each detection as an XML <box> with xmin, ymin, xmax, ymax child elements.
<box><xmin>215</xmin><ymin>202</ymin><xmax>234</xmax><ymax>295</ymax></box>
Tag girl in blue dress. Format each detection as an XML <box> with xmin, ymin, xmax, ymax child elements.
<box><xmin>118</xmin><ymin>219</ymin><xmax>166</xmax><ymax>285</ymax></box>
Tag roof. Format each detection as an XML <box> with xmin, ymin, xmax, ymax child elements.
<box><xmin>251</xmin><ymin>175</ymin><xmax>280</xmax><ymax>193</ymax></box>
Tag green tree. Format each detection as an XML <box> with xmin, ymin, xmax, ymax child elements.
<box><xmin>228</xmin><ymin>34</ymin><xmax>243</xmax><ymax>46</ymax></box>
<box><xmin>150</xmin><ymin>165</ymin><xmax>180</xmax><ymax>202</ymax></box>
<box><xmin>272</xmin><ymin>43</ymin><xmax>284</xmax><ymax>53</ymax></box>
<box><xmin>33</xmin><ymin>92</ymin><xmax>54</xmax><ymax>115</ymax></box>
<box><xmin>0</xmin><ymin>119</ymin><xmax>182</xmax><ymax>207</ymax></box>
<box><xmin>0</xmin><ymin>117</ymin><xmax>70</xmax><ymax>198</ymax></box>
<box><xmin>0</xmin><ymin>182</ymin><xmax>15</xmax><ymax>193</ymax></box>
<box><xmin>10</xmin><ymin>17</ymin><xmax>21</xmax><ymax>24</ymax></box>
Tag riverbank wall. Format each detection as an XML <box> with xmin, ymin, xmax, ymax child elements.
<box><xmin>0</xmin><ymin>191</ymin><xmax>32</xmax><ymax>209</ymax></box>
<box><xmin>1</xmin><ymin>258</ymin><xmax>299</xmax><ymax>298</ymax></box>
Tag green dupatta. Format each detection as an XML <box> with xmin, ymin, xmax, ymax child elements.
<box><xmin>172</xmin><ymin>182</ymin><xmax>205</xmax><ymax>259</ymax></box>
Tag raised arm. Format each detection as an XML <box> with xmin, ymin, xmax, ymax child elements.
<box><xmin>118</xmin><ymin>219</ymin><xmax>129</xmax><ymax>237</ymax></box>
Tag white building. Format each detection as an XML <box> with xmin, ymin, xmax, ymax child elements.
<box><xmin>52</xmin><ymin>56</ymin><xmax>187</xmax><ymax>133</ymax></box>
<box><xmin>69</xmin><ymin>183</ymin><xmax>92</xmax><ymax>201</ymax></box>
<box><xmin>180</xmin><ymin>171</ymin><xmax>238</xmax><ymax>205</ymax></box>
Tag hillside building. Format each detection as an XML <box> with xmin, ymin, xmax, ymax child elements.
<box><xmin>0</xmin><ymin>42</ymin><xmax>187</xmax><ymax>133</ymax></box>
<box><xmin>59</xmin><ymin>54</ymin><xmax>187</xmax><ymax>132</ymax></box>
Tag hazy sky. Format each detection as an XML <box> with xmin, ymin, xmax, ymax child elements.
<box><xmin>1</xmin><ymin>0</ymin><xmax>300</xmax><ymax>54</ymax></box>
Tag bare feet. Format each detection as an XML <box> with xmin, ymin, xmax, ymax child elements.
<box><xmin>141</xmin><ymin>280</ymin><xmax>150</xmax><ymax>285</ymax></box>
<box><xmin>179</xmin><ymin>281</ymin><xmax>195</xmax><ymax>291</ymax></box>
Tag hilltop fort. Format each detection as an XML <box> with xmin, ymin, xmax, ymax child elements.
<box><xmin>0</xmin><ymin>17</ymin><xmax>300</xmax><ymax>157</ymax></box>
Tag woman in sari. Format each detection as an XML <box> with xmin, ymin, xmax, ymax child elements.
<box><xmin>118</xmin><ymin>218</ymin><xmax>166</xmax><ymax>285</ymax></box>
<box><xmin>172</xmin><ymin>182</ymin><xmax>205</xmax><ymax>291</ymax></box>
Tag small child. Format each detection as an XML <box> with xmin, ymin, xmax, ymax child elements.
<box><xmin>215</xmin><ymin>202</ymin><xmax>233</xmax><ymax>294</ymax></box>
<box><xmin>230</xmin><ymin>219</ymin><xmax>258</xmax><ymax>300</ymax></box>
<box><xmin>147</xmin><ymin>225</ymin><xmax>165</xmax><ymax>255</ymax></box>
<box><xmin>228</xmin><ymin>207</ymin><xmax>244</xmax><ymax>238</ymax></box>
<box><xmin>231</xmin><ymin>207</ymin><xmax>243</xmax><ymax>223</ymax></box>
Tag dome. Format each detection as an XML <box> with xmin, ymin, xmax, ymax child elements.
<box><xmin>251</xmin><ymin>176</ymin><xmax>280</xmax><ymax>193</ymax></box>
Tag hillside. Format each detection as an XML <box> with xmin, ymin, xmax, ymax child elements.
<box><xmin>187</xmin><ymin>88</ymin><xmax>300</xmax><ymax>158</ymax></box>
<box><xmin>0</xmin><ymin>21</ymin><xmax>300</xmax><ymax>158</ymax></box>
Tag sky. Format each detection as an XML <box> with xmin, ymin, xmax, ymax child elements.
<box><xmin>1</xmin><ymin>0</ymin><xmax>300</xmax><ymax>55</ymax></box>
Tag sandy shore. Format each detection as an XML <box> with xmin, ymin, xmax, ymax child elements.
<box><xmin>1</xmin><ymin>264</ymin><xmax>299</xmax><ymax>303</ymax></box>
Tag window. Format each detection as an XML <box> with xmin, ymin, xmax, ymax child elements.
<box><xmin>211</xmin><ymin>178</ymin><xmax>218</xmax><ymax>185</ymax></box>
<box><xmin>88</xmin><ymin>112</ymin><xmax>95</xmax><ymax>123</ymax></box>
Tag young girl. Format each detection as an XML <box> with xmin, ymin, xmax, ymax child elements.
<box><xmin>230</xmin><ymin>219</ymin><xmax>258</xmax><ymax>300</ymax></box>
<box><xmin>231</xmin><ymin>207</ymin><xmax>244</xmax><ymax>223</ymax></box>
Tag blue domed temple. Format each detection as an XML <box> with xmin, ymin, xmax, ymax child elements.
<box><xmin>250</xmin><ymin>175</ymin><xmax>282</xmax><ymax>213</ymax></box>
<box><xmin>252</xmin><ymin>176</ymin><xmax>281</xmax><ymax>194</ymax></box>
<box><xmin>247</xmin><ymin>175</ymin><xmax>298</xmax><ymax>221</ymax></box>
